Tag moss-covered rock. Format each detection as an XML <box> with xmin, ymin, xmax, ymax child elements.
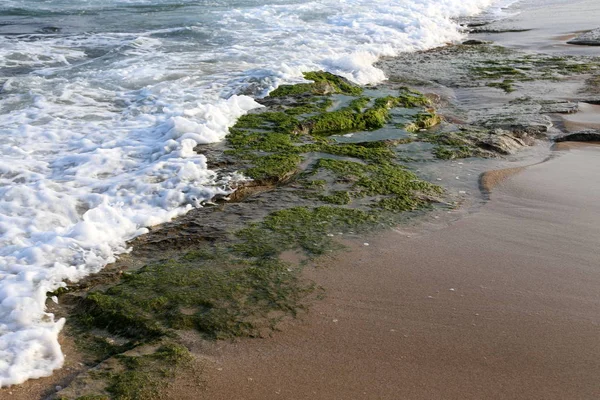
<box><xmin>268</xmin><ymin>71</ymin><xmax>363</xmax><ymax>97</ymax></box>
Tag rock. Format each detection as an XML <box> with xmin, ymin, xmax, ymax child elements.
<box><xmin>38</xmin><ymin>26</ymin><xmax>61</xmax><ymax>34</ymax></box>
<box><xmin>462</xmin><ymin>39</ymin><xmax>492</xmax><ymax>45</ymax></box>
<box><xmin>478</xmin><ymin>129</ymin><xmax>528</xmax><ymax>155</ymax></box>
<box><xmin>539</xmin><ymin>100</ymin><xmax>579</xmax><ymax>114</ymax></box>
<box><xmin>567</xmin><ymin>28</ymin><xmax>600</xmax><ymax>46</ymax></box>
<box><xmin>554</xmin><ymin>129</ymin><xmax>600</xmax><ymax>142</ymax></box>
<box><xmin>481</xmin><ymin>114</ymin><xmax>552</xmax><ymax>138</ymax></box>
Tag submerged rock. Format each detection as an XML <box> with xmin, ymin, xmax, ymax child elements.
<box><xmin>462</xmin><ymin>39</ymin><xmax>492</xmax><ymax>45</ymax></box>
<box><xmin>554</xmin><ymin>129</ymin><xmax>600</xmax><ymax>142</ymax></box>
<box><xmin>568</xmin><ymin>28</ymin><xmax>600</xmax><ymax>46</ymax></box>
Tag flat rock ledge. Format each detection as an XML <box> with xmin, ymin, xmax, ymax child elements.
<box><xmin>568</xmin><ymin>28</ymin><xmax>600</xmax><ymax>46</ymax></box>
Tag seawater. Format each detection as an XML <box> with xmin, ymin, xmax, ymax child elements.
<box><xmin>0</xmin><ymin>0</ymin><xmax>511</xmax><ymax>386</ymax></box>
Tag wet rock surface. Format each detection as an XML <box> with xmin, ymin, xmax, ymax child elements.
<box><xmin>554</xmin><ymin>129</ymin><xmax>600</xmax><ymax>142</ymax></box>
<box><xmin>568</xmin><ymin>28</ymin><xmax>600</xmax><ymax>46</ymax></box>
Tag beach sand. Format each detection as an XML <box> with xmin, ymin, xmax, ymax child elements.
<box><xmin>193</xmin><ymin>144</ymin><xmax>600</xmax><ymax>400</ymax></box>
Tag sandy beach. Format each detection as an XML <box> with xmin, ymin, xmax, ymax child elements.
<box><xmin>2</xmin><ymin>0</ymin><xmax>600</xmax><ymax>397</ymax></box>
<box><xmin>195</xmin><ymin>143</ymin><xmax>600</xmax><ymax>400</ymax></box>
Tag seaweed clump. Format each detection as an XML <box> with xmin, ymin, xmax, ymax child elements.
<box><xmin>227</xmin><ymin>81</ymin><xmax>437</xmax><ymax>182</ymax></box>
<box><xmin>268</xmin><ymin>71</ymin><xmax>364</xmax><ymax>97</ymax></box>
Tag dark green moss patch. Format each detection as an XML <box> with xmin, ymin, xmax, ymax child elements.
<box><xmin>469</xmin><ymin>52</ymin><xmax>600</xmax><ymax>92</ymax></box>
<box><xmin>106</xmin><ymin>343</ymin><xmax>193</xmax><ymax>400</ymax></box>
<box><xmin>433</xmin><ymin>145</ymin><xmax>476</xmax><ymax>160</ymax></box>
<box><xmin>405</xmin><ymin>112</ymin><xmax>442</xmax><ymax>132</ymax></box>
<box><xmin>471</xmin><ymin>66</ymin><xmax>526</xmax><ymax>79</ymax></box>
<box><xmin>312</xmin><ymin>159</ymin><xmax>442</xmax><ymax>212</ymax></box>
<box><xmin>269</xmin><ymin>71</ymin><xmax>363</xmax><ymax>97</ymax></box>
<box><xmin>487</xmin><ymin>79</ymin><xmax>516</xmax><ymax>93</ymax></box>
<box><xmin>235</xmin><ymin>206</ymin><xmax>378</xmax><ymax>258</ymax></box>
<box><xmin>244</xmin><ymin>153</ymin><xmax>302</xmax><ymax>181</ymax></box>
<box><xmin>319</xmin><ymin>191</ymin><xmax>352</xmax><ymax>205</ymax></box>
<box><xmin>227</xmin><ymin>80</ymin><xmax>435</xmax><ymax>182</ymax></box>
<box><xmin>76</xmin><ymin>251</ymin><xmax>307</xmax><ymax>341</ymax></box>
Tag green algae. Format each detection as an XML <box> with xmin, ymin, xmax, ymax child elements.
<box><xmin>77</xmin><ymin>253</ymin><xmax>306</xmax><ymax>341</ymax></box>
<box><xmin>471</xmin><ymin>65</ymin><xmax>526</xmax><ymax>79</ymax></box>
<box><xmin>58</xmin><ymin>343</ymin><xmax>193</xmax><ymax>400</ymax></box>
<box><xmin>236</xmin><ymin>206</ymin><xmax>378</xmax><ymax>258</ymax></box>
<box><xmin>319</xmin><ymin>191</ymin><xmax>352</xmax><ymax>205</ymax></box>
<box><xmin>433</xmin><ymin>145</ymin><xmax>476</xmax><ymax>160</ymax></box>
<box><xmin>268</xmin><ymin>71</ymin><xmax>363</xmax><ymax>97</ymax></box>
<box><xmin>106</xmin><ymin>343</ymin><xmax>193</xmax><ymax>400</ymax></box>
<box><xmin>405</xmin><ymin>112</ymin><xmax>442</xmax><ymax>133</ymax></box>
<box><xmin>470</xmin><ymin>53</ymin><xmax>600</xmax><ymax>90</ymax></box>
<box><xmin>227</xmin><ymin>82</ymin><xmax>434</xmax><ymax>182</ymax></box>
<box><xmin>62</xmin><ymin>73</ymin><xmax>448</xmax><ymax>398</ymax></box>
<box><xmin>313</xmin><ymin>159</ymin><xmax>442</xmax><ymax>212</ymax></box>
<box><xmin>244</xmin><ymin>153</ymin><xmax>302</xmax><ymax>181</ymax></box>
<box><xmin>487</xmin><ymin>79</ymin><xmax>516</xmax><ymax>93</ymax></box>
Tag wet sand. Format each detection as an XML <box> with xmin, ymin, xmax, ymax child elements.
<box><xmin>194</xmin><ymin>144</ymin><xmax>600</xmax><ymax>400</ymax></box>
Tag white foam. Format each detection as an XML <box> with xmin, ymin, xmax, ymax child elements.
<box><xmin>0</xmin><ymin>0</ymin><xmax>504</xmax><ymax>387</ymax></box>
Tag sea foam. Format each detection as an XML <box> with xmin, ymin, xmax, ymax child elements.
<box><xmin>0</xmin><ymin>0</ymin><xmax>508</xmax><ymax>386</ymax></box>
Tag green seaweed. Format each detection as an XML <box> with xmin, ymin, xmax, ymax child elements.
<box><xmin>244</xmin><ymin>153</ymin><xmax>302</xmax><ymax>181</ymax></box>
<box><xmin>319</xmin><ymin>191</ymin><xmax>352</xmax><ymax>205</ymax></box>
<box><xmin>487</xmin><ymin>79</ymin><xmax>516</xmax><ymax>93</ymax></box>
<box><xmin>405</xmin><ymin>112</ymin><xmax>442</xmax><ymax>132</ymax></box>
<box><xmin>235</xmin><ymin>206</ymin><xmax>378</xmax><ymax>258</ymax></box>
<box><xmin>433</xmin><ymin>146</ymin><xmax>476</xmax><ymax>160</ymax></box>
<box><xmin>269</xmin><ymin>71</ymin><xmax>363</xmax><ymax>97</ymax></box>
<box><xmin>106</xmin><ymin>343</ymin><xmax>192</xmax><ymax>400</ymax></box>
<box><xmin>314</xmin><ymin>159</ymin><xmax>442</xmax><ymax>212</ymax></box>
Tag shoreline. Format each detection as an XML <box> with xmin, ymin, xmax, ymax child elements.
<box><xmin>197</xmin><ymin>143</ymin><xmax>600</xmax><ymax>400</ymax></box>
<box><xmin>3</xmin><ymin>4</ymin><xmax>600</xmax><ymax>399</ymax></box>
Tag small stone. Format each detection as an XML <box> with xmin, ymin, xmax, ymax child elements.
<box><xmin>462</xmin><ymin>39</ymin><xmax>492</xmax><ymax>45</ymax></box>
<box><xmin>332</xmin><ymin>319</ymin><xmax>339</xmax><ymax>323</ymax></box>
<box><xmin>449</xmin><ymin>288</ymin><xmax>456</xmax><ymax>292</ymax></box>
<box><xmin>363</xmin><ymin>243</ymin><xmax>369</xmax><ymax>246</ymax></box>
<box><xmin>55</xmin><ymin>386</ymin><xmax>62</xmax><ymax>392</ymax></box>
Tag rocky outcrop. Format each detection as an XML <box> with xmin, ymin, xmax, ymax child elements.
<box><xmin>568</xmin><ymin>28</ymin><xmax>600</xmax><ymax>46</ymax></box>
